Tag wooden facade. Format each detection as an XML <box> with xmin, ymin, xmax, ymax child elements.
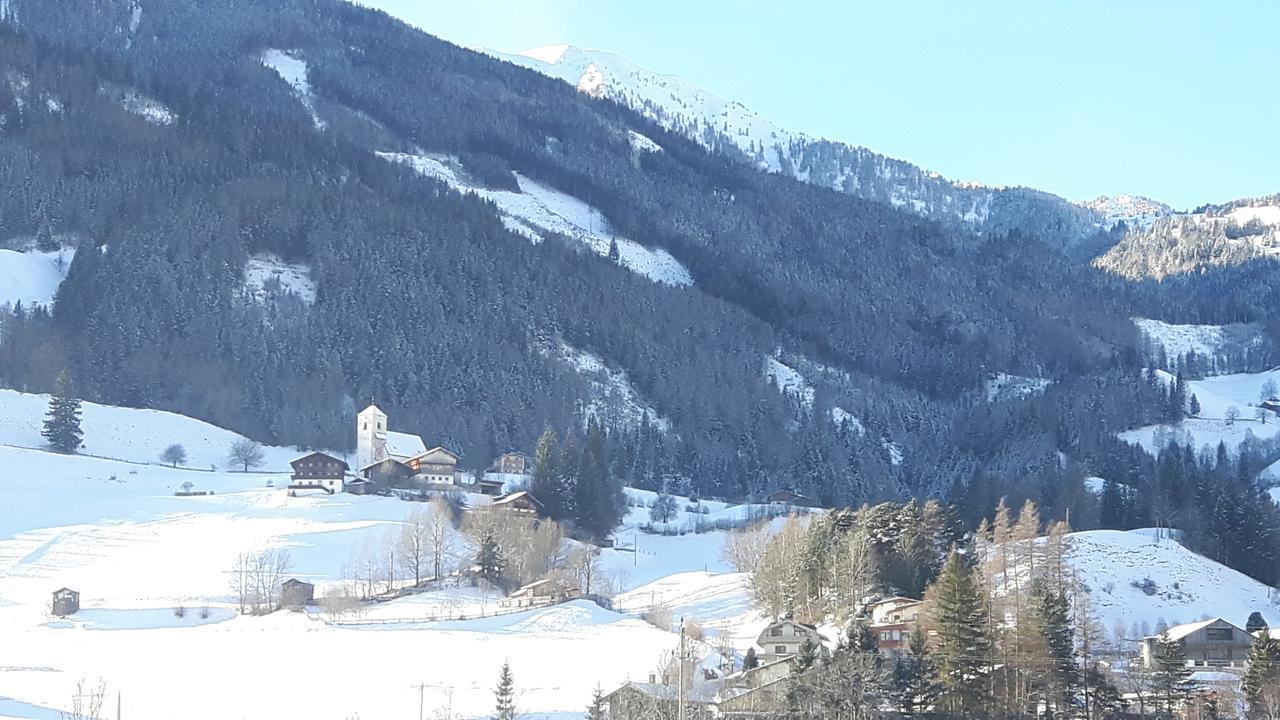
<box><xmin>489</xmin><ymin>452</ymin><xmax>530</xmax><ymax>475</ymax></box>
<box><xmin>51</xmin><ymin>587</ymin><xmax>80</xmax><ymax>617</ymax></box>
<box><xmin>289</xmin><ymin>451</ymin><xmax>348</xmax><ymax>494</ymax></box>
<box><xmin>281</xmin><ymin>578</ymin><xmax>315</xmax><ymax>610</ymax></box>
<box><xmin>407</xmin><ymin>447</ymin><xmax>460</xmax><ymax>486</ymax></box>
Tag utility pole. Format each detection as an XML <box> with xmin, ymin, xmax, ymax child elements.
<box><xmin>412</xmin><ymin>683</ymin><xmax>425</xmax><ymax>720</ymax></box>
<box><xmin>116</xmin><ymin>691</ymin><xmax>121</xmax><ymax>720</ymax></box>
<box><xmin>677</xmin><ymin>616</ymin><xmax>686</xmax><ymax>720</ymax></box>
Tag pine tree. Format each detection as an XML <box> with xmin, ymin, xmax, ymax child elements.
<box><xmin>573</xmin><ymin>419</ymin><xmax>623</xmax><ymax>541</ymax></box>
<box><xmin>1242</xmin><ymin>631</ymin><xmax>1280</xmax><ymax>719</ymax></box>
<box><xmin>585</xmin><ymin>684</ymin><xmax>606</xmax><ymax>720</ymax></box>
<box><xmin>607</xmin><ymin>237</ymin><xmax>619</xmax><ymax>262</ymax></box>
<box><xmin>1151</xmin><ymin>632</ymin><xmax>1194</xmax><ymax>716</ymax></box>
<box><xmin>796</xmin><ymin>637</ymin><xmax>820</xmax><ymax>673</ymax></box>
<box><xmin>928</xmin><ymin>550</ymin><xmax>992</xmax><ymax>718</ymax></box>
<box><xmin>494</xmin><ymin>660</ymin><xmax>517</xmax><ymax>720</ymax></box>
<box><xmin>742</xmin><ymin>646</ymin><xmax>759</xmax><ymax>670</ymax></box>
<box><xmin>41</xmin><ymin>369</ymin><xmax>83</xmax><ymax>453</ymax></box>
<box><xmin>1189</xmin><ymin>393</ymin><xmax>1201</xmax><ymax>417</ymax></box>
<box><xmin>1030</xmin><ymin>579</ymin><xmax>1077</xmax><ymax>715</ymax></box>
<box><xmin>892</xmin><ymin>625</ymin><xmax>940</xmax><ymax>718</ymax></box>
<box><xmin>476</xmin><ymin>532</ymin><xmax>505</xmax><ymax>588</ymax></box>
<box><xmin>1246</xmin><ymin>611</ymin><xmax>1269</xmax><ymax>633</ymax></box>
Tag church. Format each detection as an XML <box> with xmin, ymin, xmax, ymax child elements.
<box><xmin>356</xmin><ymin>404</ymin><xmax>461</xmax><ymax>487</ymax></box>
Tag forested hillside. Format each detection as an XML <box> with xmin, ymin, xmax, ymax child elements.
<box><xmin>0</xmin><ymin>0</ymin><xmax>1278</xmax><ymax>580</ymax></box>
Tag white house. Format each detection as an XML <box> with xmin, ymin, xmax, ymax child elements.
<box><xmin>356</xmin><ymin>404</ymin><xmax>427</xmax><ymax>473</ymax></box>
<box><xmin>756</xmin><ymin>619</ymin><xmax>825</xmax><ymax>661</ymax></box>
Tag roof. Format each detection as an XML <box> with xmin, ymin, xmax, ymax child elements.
<box><xmin>53</xmin><ymin>587</ymin><xmax>78</xmax><ymax>595</ymax></box>
<box><xmin>409</xmin><ymin>446</ymin><xmax>460</xmax><ymax>463</ymax></box>
<box><xmin>358</xmin><ymin>457</ymin><xmax>412</xmax><ymax>472</ymax></box>
<box><xmin>282</xmin><ymin>578</ymin><xmax>314</xmax><ymax>588</ymax></box>
<box><xmin>289</xmin><ymin>451</ymin><xmax>349</xmax><ymax>471</ymax></box>
<box><xmin>1145</xmin><ymin>617</ymin><xmax>1244</xmax><ymax>642</ymax></box>
<box><xmin>359</xmin><ymin>404</ymin><xmax>386</xmax><ymax>417</ymax></box>
<box><xmin>868</xmin><ymin>596</ymin><xmax>920</xmax><ymax>608</ymax></box>
<box><xmin>492</xmin><ymin>490</ymin><xmax>543</xmax><ymax>508</ymax></box>
<box><xmin>381</xmin><ymin>431</ymin><xmax>426</xmax><ymax>459</ymax></box>
<box><xmin>604</xmin><ymin>681</ymin><xmax>718</xmax><ymax>704</ymax></box>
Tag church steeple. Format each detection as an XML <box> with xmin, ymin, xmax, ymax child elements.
<box><xmin>356</xmin><ymin>404</ymin><xmax>389</xmax><ymax>472</ymax></box>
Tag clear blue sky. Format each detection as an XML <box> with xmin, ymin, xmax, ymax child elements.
<box><xmin>358</xmin><ymin>0</ymin><xmax>1279</xmax><ymax>208</ymax></box>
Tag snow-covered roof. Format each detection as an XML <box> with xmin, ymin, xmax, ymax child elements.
<box><xmin>1146</xmin><ymin>617</ymin><xmax>1236</xmax><ymax>642</ymax></box>
<box><xmin>359</xmin><ymin>404</ymin><xmax>386</xmax><ymax>417</ymax></box>
<box><xmin>381</xmin><ymin>431</ymin><xmax>426</xmax><ymax>460</ymax></box>
<box><xmin>409</xmin><ymin>446</ymin><xmax>459</xmax><ymax>463</ymax></box>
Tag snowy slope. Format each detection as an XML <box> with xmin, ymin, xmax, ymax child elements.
<box><xmin>1081</xmin><ymin>195</ymin><xmax>1174</xmax><ymax>230</ymax></box>
<box><xmin>243</xmin><ymin>253</ymin><xmax>316</xmax><ymax>305</ymax></box>
<box><xmin>1119</xmin><ymin>368</ymin><xmax>1280</xmax><ymax>454</ymax></box>
<box><xmin>545</xmin><ymin>341</ymin><xmax>672</xmax><ymax>433</ymax></box>
<box><xmin>0</xmin><ymin>388</ymin><xmax>304</xmax><ymax>470</ymax></box>
<box><xmin>0</xmin><ymin>248</ymin><xmax>73</xmax><ymax>309</ymax></box>
<box><xmin>1133</xmin><ymin>317</ymin><xmax>1270</xmax><ymax>365</ymax></box>
<box><xmin>378</xmin><ymin>151</ymin><xmax>693</xmax><ymax>286</ymax></box>
<box><xmin>1069</xmin><ymin>529</ymin><xmax>1279</xmax><ymax>636</ymax></box>
<box><xmin>487</xmin><ymin>45</ymin><xmax>1109</xmax><ymax>247</ymax></box>
<box><xmin>260</xmin><ymin>48</ymin><xmax>325</xmax><ymax>130</ymax></box>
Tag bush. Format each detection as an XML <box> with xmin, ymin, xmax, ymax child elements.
<box><xmin>642</xmin><ymin>607</ymin><xmax>673</xmax><ymax>631</ymax></box>
<box><xmin>1131</xmin><ymin>578</ymin><xmax>1158</xmax><ymax>596</ymax></box>
<box><xmin>173</xmin><ymin>606</ymin><xmax>186</xmax><ymax>618</ymax></box>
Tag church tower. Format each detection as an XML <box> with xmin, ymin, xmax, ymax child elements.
<box><xmin>356</xmin><ymin>404</ymin><xmax>388</xmax><ymax>472</ymax></box>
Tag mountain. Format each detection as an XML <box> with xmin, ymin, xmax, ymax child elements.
<box><xmin>1096</xmin><ymin>194</ymin><xmax>1280</xmax><ymax>279</ymax></box>
<box><xmin>488</xmin><ymin>45</ymin><xmax>1114</xmax><ymax>251</ymax></box>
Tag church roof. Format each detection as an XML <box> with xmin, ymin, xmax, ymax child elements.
<box><xmin>381</xmin><ymin>430</ymin><xmax>426</xmax><ymax>460</ymax></box>
<box><xmin>360</xmin><ymin>404</ymin><xmax>386</xmax><ymax>417</ymax></box>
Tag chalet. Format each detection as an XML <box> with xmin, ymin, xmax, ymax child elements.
<box><xmin>603</xmin><ymin>682</ymin><xmax>715</xmax><ymax>720</ymax></box>
<box><xmin>499</xmin><ymin>578</ymin><xmax>581</xmax><ymax>609</ymax></box>
<box><xmin>756</xmin><ymin>618</ymin><xmax>826</xmax><ymax>661</ymax></box>
<box><xmin>866</xmin><ymin>597</ymin><xmax>923</xmax><ymax>656</ymax></box>
<box><xmin>1141</xmin><ymin>618</ymin><xmax>1254</xmax><ymax>668</ymax></box>
<box><xmin>1262</xmin><ymin>397</ymin><xmax>1280</xmax><ymax>414</ymax></box>
<box><xmin>765</xmin><ymin>489</ymin><xmax>810</xmax><ymax>507</ymax></box>
<box><xmin>356</xmin><ymin>404</ymin><xmax>427</xmax><ymax>472</ymax></box>
<box><xmin>288</xmin><ymin>452</ymin><xmax>349</xmax><ymax>494</ymax></box>
<box><xmin>360</xmin><ymin>457</ymin><xmax>415</xmax><ymax>488</ymax></box>
<box><xmin>280</xmin><ymin>579</ymin><xmax>315</xmax><ymax>610</ymax></box>
<box><xmin>489</xmin><ymin>491</ymin><xmax>543</xmax><ymax>516</ymax></box>
<box><xmin>715</xmin><ymin>656</ymin><xmax>796</xmax><ymax>715</ymax></box>
<box><xmin>407</xmin><ymin>447</ymin><xmax>460</xmax><ymax>486</ymax></box>
<box><xmin>489</xmin><ymin>451</ymin><xmax>530</xmax><ymax>475</ymax></box>
<box><xmin>51</xmin><ymin>587</ymin><xmax>80</xmax><ymax>617</ymax></box>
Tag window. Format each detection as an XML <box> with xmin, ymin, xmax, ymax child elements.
<box><xmin>775</xmin><ymin>646</ymin><xmax>787</xmax><ymax>654</ymax></box>
<box><xmin>880</xmin><ymin>631</ymin><xmax>891</xmax><ymax>641</ymax></box>
<box><xmin>770</xmin><ymin>627</ymin><xmax>782</xmax><ymax>637</ymax></box>
<box><xmin>1206</xmin><ymin>628</ymin><xmax>1233</xmax><ymax>642</ymax></box>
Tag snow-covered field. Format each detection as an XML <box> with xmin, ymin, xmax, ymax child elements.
<box><xmin>260</xmin><ymin>48</ymin><xmax>325</xmax><ymax>130</ymax></box>
<box><xmin>1069</xmin><ymin>529</ymin><xmax>1279</xmax><ymax>636</ymax></box>
<box><xmin>1133</xmin><ymin>317</ymin><xmax>1268</xmax><ymax>367</ymax></box>
<box><xmin>0</xmin><ymin>248</ymin><xmax>73</xmax><ymax>309</ymax></box>
<box><xmin>377</xmin><ymin>151</ymin><xmax>693</xmax><ymax>287</ymax></box>
<box><xmin>1120</xmin><ymin>368</ymin><xmax>1280</xmax><ymax>455</ymax></box>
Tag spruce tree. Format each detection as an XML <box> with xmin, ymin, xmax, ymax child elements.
<box><xmin>1030</xmin><ymin>579</ymin><xmax>1077</xmax><ymax>714</ymax></box>
<box><xmin>892</xmin><ymin>625</ymin><xmax>939</xmax><ymax>718</ymax></box>
<box><xmin>1189</xmin><ymin>393</ymin><xmax>1201</xmax><ymax>417</ymax></box>
<box><xmin>1242</xmin><ymin>631</ymin><xmax>1280</xmax><ymax>719</ymax></box>
<box><xmin>743</xmin><ymin>646</ymin><xmax>759</xmax><ymax>670</ymax></box>
<box><xmin>1151</xmin><ymin>632</ymin><xmax>1194</xmax><ymax>716</ymax></box>
<box><xmin>1246</xmin><ymin>611</ymin><xmax>1269</xmax><ymax>634</ymax></box>
<box><xmin>573</xmin><ymin>419</ymin><xmax>623</xmax><ymax>541</ymax></box>
<box><xmin>477</xmin><ymin>532</ymin><xmax>505</xmax><ymax>588</ymax></box>
<box><xmin>42</xmin><ymin>370</ymin><xmax>83</xmax><ymax>453</ymax></box>
<box><xmin>585</xmin><ymin>684</ymin><xmax>606</xmax><ymax>720</ymax></box>
<box><xmin>494</xmin><ymin>660</ymin><xmax>517</xmax><ymax>720</ymax></box>
<box><xmin>928</xmin><ymin>549</ymin><xmax>992</xmax><ymax>718</ymax></box>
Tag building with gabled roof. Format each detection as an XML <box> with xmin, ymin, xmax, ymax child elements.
<box><xmin>356</xmin><ymin>404</ymin><xmax>427</xmax><ymax>472</ymax></box>
<box><xmin>288</xmin><ymin>451</ymin><xmax>349</xmax><ymax>494</ymax></box>
<box><xmin>1140</xmin><ymin>617</ymin><xmax>1253</xmax><ymax>668</ymax></box>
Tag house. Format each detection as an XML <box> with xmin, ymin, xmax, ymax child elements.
<box><xmin>714</xmin><ymin>656</ymin><xmax>796</xmax><ymax>715</ymax></box>
<box><xmin>288</xmin><ymin>452</ymin><xmax>349</xmax><ymax>494</ymax></box>
<box><xmin>344</xmin><ymin>477</ymin><xmax>374</xmax><ymax>496</ymax></box>
<box><xmin>602</xmin><ymin>682</ymin><xmax>716</xmax><ymax>720</ymax></box>
<box><xmin>864</xmin><ymin>596</ymin><xmax>923</xmax><ymax>656</ymax></box>
<box><xmin>756</xmin><ymin>619</ymin><xmax>826</xmax><ymax>661</ymax></box>
<box><xmin>356</xmin><ymin>404</ymin><xmax>427</xmax><ymax>472</ymax></box>
<box><xmin>407</xmin><ymin>447</ymin><xmax>460</xmax><ymax>486</ymax></box>
<box><xmin>489</xmin><ymin>491</ymin><xmax>543</xmax><ymax>516</ymax></box>
<box><xmin>474</xmin><ymin>476</ymin><xmax>506</xmax><ymax>496</ymax></box>
<box><xmin>1140</xmin><ymin>618</ymin><xmax>1254</xmax><ymax>668</ymax></box>
<box><xmin>360</xmin><ymin>457</ymin><xmax>415</xmax><ymax>488</ymax></box>
<box><xmin>489</xmin><ymin>451</ymin><xmax>530</xmax><ymax>475</ymax></box>
<box><xmin>1261</xmin><ymin>397</ymin><xmax>1280</xmax><ymax>414</ymax></box>
<box><xmin>280</xmin><ymin>579</ymin><xmax>315</xmax><ymax>610</ymax></box>
<box><xmin>51</xmin><ymin>587</ymin><xmax>80</xmax><ymax>616</ymax></box>
<box><xmin>765</xmin><ymin>489</ymin><xmax>810</xmax><ymax>507</ymax></box>
<box><xmin>499</xmin><ymin>578</ymin><xmax>581</xmax><ymax>609</ymax></box>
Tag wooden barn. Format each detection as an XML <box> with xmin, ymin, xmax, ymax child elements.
<box><xmin>281</xmin><ymin>578</ymin><xmax>315</xmax><ymax>610</ymax></box>
<box><xmin>51</xmin><ymin>587</ymin><xmax>80</xmax><ymax>616</ymax></box>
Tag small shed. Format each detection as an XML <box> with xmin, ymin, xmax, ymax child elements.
<box><xmin>475</xmin><ymin>476</ymin><xmax>506</xmax><ymax>496</ymax></box>
<box><xmin>51</xmin><ymin>587</ymin><xmax>80</xmax><ymax>617</ymax></box>
<box><xmin>281</xmin><ymin>578</ymin><xmax>315</xmax><ymax>610</ymax></box>
<box><xmin>1261</xmin><ymin>397</ymin><xmax>1280</xmax><ymax>414</ymax></box>
<box><xmin>765</xmin><ymin>489</ymin><xmax>810</xmax><ymax>507</ymax></box>
<box><xmin>344</xmin><ymin>477</ymin><xmax>374</xmax><ymax>496</ymax></box>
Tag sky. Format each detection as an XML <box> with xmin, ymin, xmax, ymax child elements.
<box><xmin>357</xmin><ymin>1</ymin><xmax>1280</xmax><ymax>208</ymax></box>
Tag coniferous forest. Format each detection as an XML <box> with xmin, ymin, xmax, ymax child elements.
<box><xmin>0</xmin><ymin>0</ymin><xmax>1278</xmax><ymax>585</ymax></box>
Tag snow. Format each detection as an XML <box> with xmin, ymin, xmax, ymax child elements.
<box><xmin>1133</xmin><ymin>317</ymin><xmax>1266</xmax><ymax>364</ymax></box>
<box><xmin>377</xmin><ymin>151</ymin><xmax>693</xmax><ymax>287</ymax></box>
<box><xmin>242</xmin><ymin>253</ymin><xmax>316</xmax><ymax>305</ymax></box>
<box><xmin>545</xmin><ymin>341</ymin><xmax>671</xmax><ymax>433</ymax></box>
<box><xmin>984</xmin><ymin>373</ymin><xmax>1052</xmax><ymax>402</ymax></box>
<box><xmin>1084</xmin><ymin>476</ymin><xmax>1106</xmax><ymax>494</ymax></box>
<box><xmin>260</xmin><ymin>48</ymin><xmax>325</xmax><ymax>130</ymax></box>
<box><xmin>1225</xmin><ymin>204</ymin><xmax>1280</xmax><ymax>227</ymax></box>
<box><xmin>1067</xmin><ymin>529</ymin><xmax>1279</xmax><ymax>636</ymax></box>
<box><xmin>627</xmin><ymin>129</ymin><xmax>662</xmax><ymax>154</ymax></box>
<box><xmin>762</xmin><ymin>355</ymin><xmax>864</xmax><ymax>435</ymax></box>
<box><xmin>1119</xmin><ymin>368</ymin><xmax>1280</xmax><ymax>455</ymax></box>
<box><xmin>0</xmin><ymin>388</ymin><xmax>303</xmax><ymax>471</ymax></box>
<box><xmin>119</xmin><ymin>90</ymin><xmax>176</xmax><ymax>126</ymax></box>
<box><xmin>1080</xmin><ymin>195</ymin><xmax>1173</xmax><ymax>230</ymax></box>
<box><xmin>1270</xmin><ymin>486</ymin><xmax>1280</xmax><ymax>505</ymax></box>
<box><xmin>0</xmin><ymin>248</ymin><xmax>73</xmax><ymax>309</ymax></box>
<box><xmin>615</xmin><ymin>571</ymin><xmax>766</xmax><ymax>652</ymax></box>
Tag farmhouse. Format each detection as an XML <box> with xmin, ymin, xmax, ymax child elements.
<box><xmin>288</xmin><ymin>451</ymin><xmax>348</xmax><ymax>494</ymax></box>
<box><xmin>356</xmin><ymin>405</ymin><xmax>462</xmax><ymax>488</ymax></box>
<box><xmin>756</xmin><ymin>618</ymin><xmax>826</xmax><ymax>661</ymax></box>
<box><xmin>489</xmin><ymin>451</ymin><xmax>530</xmax><ymax>475</ymax></box>
<box><xmin>280</xmin><ymin>579</ymin><xmax>315</xmax><ymax>610</ymax></box>
<box><xmin>765</xmin><ymin>489</ymin><xmax>810</xmax><ymax>507</ymax></box>
<box><xmin>489</xmin><ymin>491</ymin><xmax>543</xmax><ymax>516</ymax></box>
<box><xmin>407</xmin><ymin>447</ymin><xmax>460</xmax><ymax>486</ymax></box>
<box><xmin>865</xmin><ymin>597</ymin><xmax>923</xmax><ymax>656</ymax></box>
<box><xmin>499</xmin><ymin>578</ymin><xmax>581</xmax><ymax>609</ymax></box>
<box><xmin>1140</xmin><ymin>617</ymin><xmax>1253</xmax><ymax>668</ymax></box>
<box><xmin>360</xmin><ymin>457</ymin><xmax>415</xmax><ymax>487</ymax></box>
<box><xmin>1261</xmin><ymin>396</ymin><xmax>1280</xmax><ymax>414</ymax></box>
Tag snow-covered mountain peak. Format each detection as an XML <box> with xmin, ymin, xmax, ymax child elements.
<box><xmin>1081</xmin><ymin>194</ymin><xmax>1175</xmax><ymax>229</ymax></box>
<box><xmin>521</xmin><ymin>44</ymin><xmax>572</xmax><ymax>64</ymax></box>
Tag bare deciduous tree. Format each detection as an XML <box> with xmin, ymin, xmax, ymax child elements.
<box><xmin>227</xmin><ymin>437</ymin><xmax>266</xmax><ymax>472</ymax></box>
<box><xmin>720</xmin><ymin>519</ymin><xmax>772</xmax><ymax>573</ymax></box>
<box><xmin>230</xmin><ymin>547</ymin><xmax>293</xmax><ymax>614</ymax></box>
<box><xmin>60</xmin><ymin>677</ymin><xmax>107</xmax><ymax>720</ymax></box>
